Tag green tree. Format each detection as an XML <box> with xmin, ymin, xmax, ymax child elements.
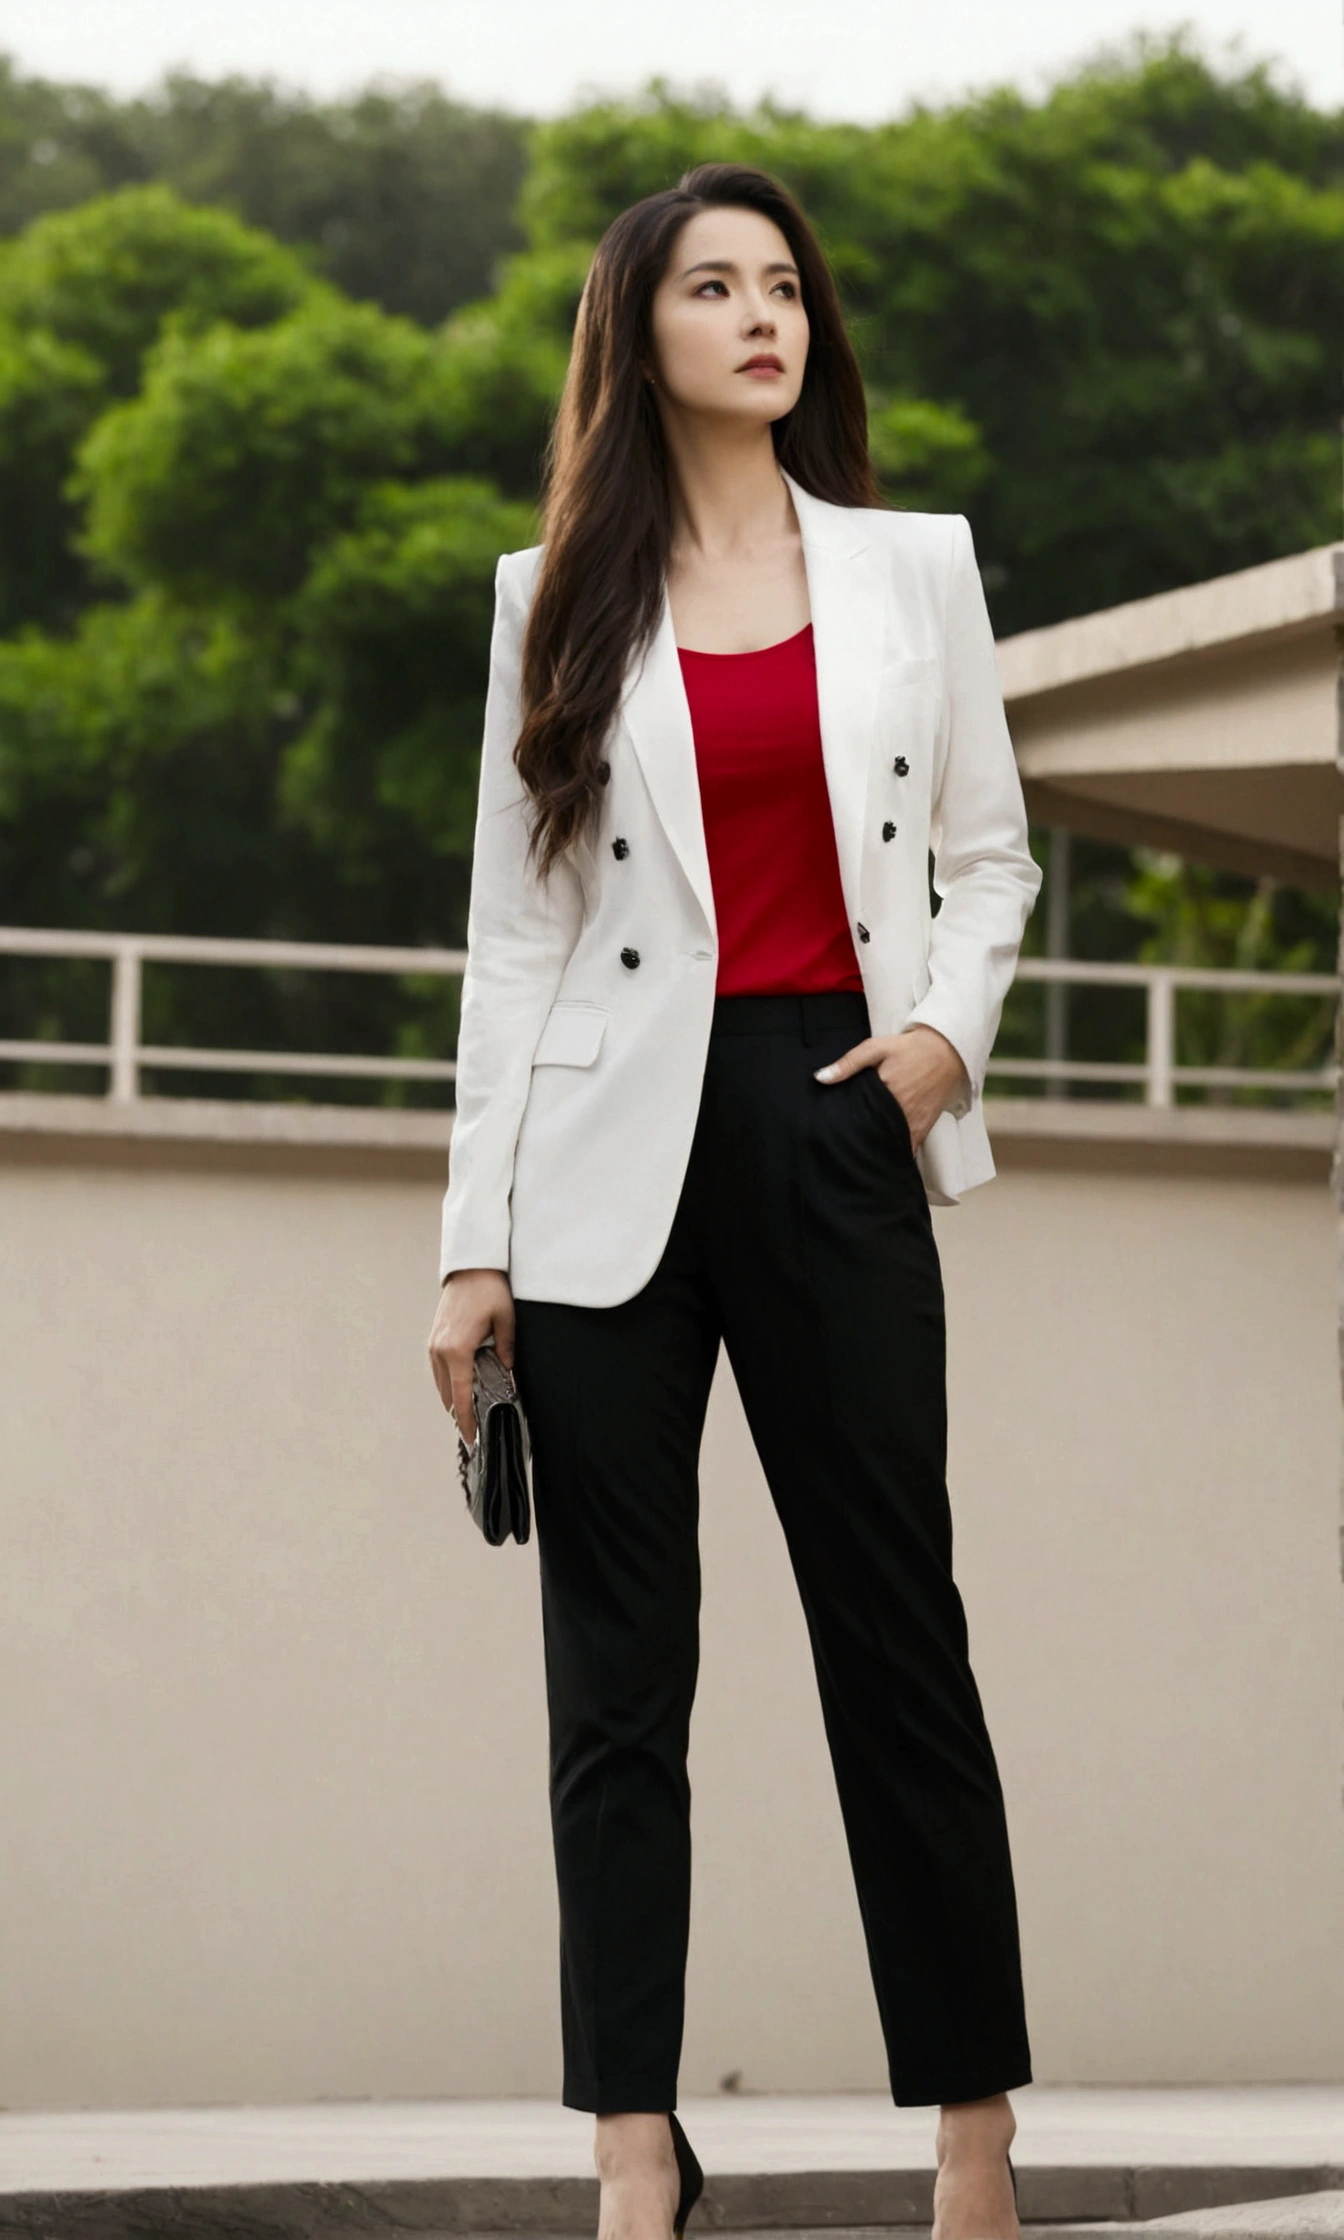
<box><xmin>0</xmin><ymin>186</ymin><xmax>321</xmax><ymax>630</ymax></box>
<box><xmin>0</xmin><ymin>323</ymin><xmax>102</xmax><ymax>633</ymax></box>
<box><xmin>435</xmin><ymin>240</ymin><xmax>589</xmax><ymax>498</ymax></box>
<box><xmin>1125</xmin><ymin>851</ymin><xmax>1335</xmax><ymax>1102</ymax></box>
<box><xmin>0</xmin><ymin>200</ymin><xmax>534</xmax><ymax>1089</ymax></box>
<box><xmin>76</xmin><ymin>299</ymin><xmax>451</xmax><ymax>601</ymax></box>
<box><xmin>0</xmin><ymin>57</ymin><xmax>530</xmax><ymax>326</ymax></box>
<box><xmin>0</xmin><ymin>476</ymin><xmax>532</xmax><ymax>1099</ymax></box>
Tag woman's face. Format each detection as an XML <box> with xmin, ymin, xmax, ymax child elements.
<box><xmin>645</xmin><ymin>203</ymin><xmax>809</xmax><ymax>427</ymax></box>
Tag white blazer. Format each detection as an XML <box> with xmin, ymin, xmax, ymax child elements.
<box><xmin>439</xmin><ymin>468</ymin><xmax>1043</xmax><ymax>1304</ymax></box>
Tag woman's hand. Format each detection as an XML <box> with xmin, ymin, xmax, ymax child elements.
<box><xmin>428</xmin><ymin>1268</ymin><xmax>515</xmax><ymax>1446</ymax></box>
<box><xmin>813</xmin><ymin>1024</ymin><xmax>970</xmax><ymax>1154</ymax></box>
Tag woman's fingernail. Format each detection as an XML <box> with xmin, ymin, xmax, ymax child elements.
<box><xmin>813</xmin><ymin>1064</ymin><xmax>838</xmax><ymax>1082</ymax></box>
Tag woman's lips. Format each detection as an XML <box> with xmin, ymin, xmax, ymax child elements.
<box><xmin>740</xmin><ymin>363</ymin><xmax>784</xmax><ymax>377</ymax></box>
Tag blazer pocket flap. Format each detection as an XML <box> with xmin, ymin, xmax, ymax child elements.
<box><xmin>532</xmin><ymin>1001</ymin><xmax>609</xmax><ymax>1068</ymax></box>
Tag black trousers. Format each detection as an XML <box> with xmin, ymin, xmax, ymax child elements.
<box><xmin>511</xmin><ymin>988</ymin><xmax>1032</xmax><ymax>2112</ymax></box>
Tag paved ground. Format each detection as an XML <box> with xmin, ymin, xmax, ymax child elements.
<box><xmin>0</xmin><ymin>2087</ymin><xmax>1340</xmax><ymax>2238</ymax></box>
<box><xmin>1131</xmin><ymin>2197</ymin><xmax>1344</xmax><ymax>2235</ymax></box>
<box><xmin>1</xmin><ymin>2086</ymin><xmax>1341</xmax><ymax>2194</ymax></box>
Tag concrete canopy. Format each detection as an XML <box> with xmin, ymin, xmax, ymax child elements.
<box><xmin>996</xmin><ymin>543</ymin><xmax>1344</xmax><ymax>890</ymax></box>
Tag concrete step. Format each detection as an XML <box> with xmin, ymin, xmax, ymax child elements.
<box><xmin>1029</xmin><ymin>2193</ymin><xmax>1344</xmax><ymax>2240</ymax></box>
<box><xmin>2</xmin><ymin>2168</ymin><xmax>1344</xmax><ymax>2239</ymax></box>
<box><xmin>3</xmin><ymin>2093</ymin><xmax>1342</xmax><ymax>2240</ymax></box>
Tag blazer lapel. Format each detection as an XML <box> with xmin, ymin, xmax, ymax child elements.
<box><xmin>619</xmin><ymin>581</ymin><xmax>718</xmax><ymax>936</ymax></box>
<box><xmin>619</xmin><ymin>466</ymin><xmax>889</xmax><ymax>940</ymax></box>
<box><xmin>781</xmin><ymin>469</ymin><xmax>888</xmax><ymax>933</ymax></box>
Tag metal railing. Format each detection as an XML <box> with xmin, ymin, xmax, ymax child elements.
<box><xmin>1007</xmin><ymin>956</ymin><xmax>1338</xmax><ymax>1105</ymax></box>
<box><xmin>0</xmin><ymin>927</ymin><xmax>1337</xmax><ymax>1108</ymax></box>
<box><xmin>0</xmin><ymin>926</ymin><xmax>467</xmax><ymax>1101</ymax></box>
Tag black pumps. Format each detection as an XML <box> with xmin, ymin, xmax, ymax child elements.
<box><xmin>668</xmin><ymin>2111</ymin><xmax>705</xmax><ymax>2239</ymax></box>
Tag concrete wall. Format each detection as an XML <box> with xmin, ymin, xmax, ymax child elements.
<box><xmin>1</xmin><ymin>1106</ymin><xmax>1341</xmax><ymax>2109</ymax></box>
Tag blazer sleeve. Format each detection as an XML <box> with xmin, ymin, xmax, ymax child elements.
<box><xmin>902</xmin><ymin>512</ymin><xmax>1043</xmax><ymax>1113</ymax></box>
<box><xmin>439</xmin><ymin>552</ymin><xmax>584</xmax><ymax>1284</ymax></box>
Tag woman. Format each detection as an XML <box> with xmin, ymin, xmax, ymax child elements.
<box><xmin>428</xmin><ymin>161</ymin><xmax>1041</xmax><ymax>2240</ymax></box>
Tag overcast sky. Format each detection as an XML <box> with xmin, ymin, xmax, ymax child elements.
<box><xmin>0</xmin><ymin>0</ymin><xmax>1339</xmax><ymax>116</ymax></box>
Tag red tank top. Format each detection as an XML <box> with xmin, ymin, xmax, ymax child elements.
<box><xmin>677</xmin><ymin>622</ymin><xmax>864</xmax><ymax>998</ymax></box>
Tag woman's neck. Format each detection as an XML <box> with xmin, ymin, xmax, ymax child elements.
<box><xmin>664</xmin><ymin>428</ymin><xmax>793</xmax><ymax>566</ymax></box>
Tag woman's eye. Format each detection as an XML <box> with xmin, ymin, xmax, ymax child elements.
<box><xmin>694</xmin><ymin>278</ymin><xmax>798</xmax><ymax>298</ymax></box>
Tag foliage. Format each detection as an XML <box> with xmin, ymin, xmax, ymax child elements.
<box><xmin>0</xmin><ymin>477</ymin><xmax>530</xmax><ymax>1100</ymax></box>
<box><xmin>286</xmin><ymin>478</ymin><xmax>537</xmax><ymax>873</ymax></box>
<box><xmin>0</xmin><ymin>59</ymin><xmax>530</xmax><ymax>324</ymax></box>
<box><xmin>0</xmin><ymin>321</ymin><xmax>103</xmax><ymax>632</ymax></box>
<box><xmin>1125</xmin><ymin>851</ymin><xmax>1336</xmax><ymax>1100</ymax></box>
<box><xmin>76</xmin><ymin>301</ymin><xmax>452</xmax><ymax>601</ymax></box>
<box><xmin>0</xmin><ymin>181</ymin><xmax>321</xmax><ymax>391</ymax></box>
<box><xmin>0</xmin><ymin>187</ymin><xmax>323</xmax><ymax>632</ymax></box>
<box><xmin>993</xmin><ymin>838</ymin><xmax>1339</xmax><ymax>1104</ymax></box>
<box><xmin>435</xmin><ymin>242</ymin><xmax>590</xmax><ymax>498</ymax></box>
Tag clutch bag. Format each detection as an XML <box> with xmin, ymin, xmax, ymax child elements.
<box><xmin>457</xmin><ymin>1335</ymin><xmax>532</xmax><ymax>1546</ymax></box>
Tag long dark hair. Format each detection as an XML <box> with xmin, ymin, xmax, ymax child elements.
<box><xmin>515</xmin><ymin>161</ymin><xmax>883</xmax><ymax>881</ymax></box>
